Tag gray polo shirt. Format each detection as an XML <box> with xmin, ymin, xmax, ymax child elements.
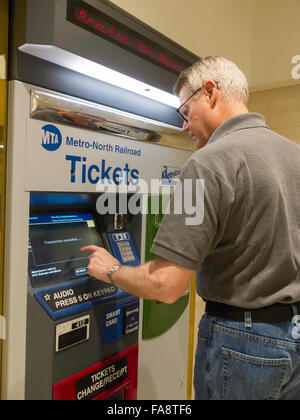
<box><xmin>151</xmin><ymin>113</ymin><xmax>300</xmax><ymax>309</ymax></box>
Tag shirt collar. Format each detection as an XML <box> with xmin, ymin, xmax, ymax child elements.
<box><xmin>208</xmin><ymin>112</ymin><xmax>269</xmax><ymax>145</ymax></box>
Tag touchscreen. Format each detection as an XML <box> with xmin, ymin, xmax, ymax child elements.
<box><xmin>28</xmin><ymin>213</ymin><xmax>102</xmax><ymax>288</ymax></box>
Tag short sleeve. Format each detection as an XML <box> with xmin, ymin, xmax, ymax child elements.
<box><xmin>150</xmin><ymin>157</ymin><xmax>234</xmax><ymax>271</ymax></box>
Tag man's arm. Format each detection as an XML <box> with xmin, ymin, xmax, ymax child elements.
<box><xmin>81</xmin><ymin>246</ymin><xmax>193</xmax><ymax>304</ymax></box>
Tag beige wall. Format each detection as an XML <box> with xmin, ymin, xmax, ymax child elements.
<box><xmin>249</xmin><ymin>85</ymin><xmax>300</xmax><ymax>145</ymax></box>
<box><xmin>250</xmin><ymin>0</ymin><xmax>300</xmax><ymax>90</ymax></box>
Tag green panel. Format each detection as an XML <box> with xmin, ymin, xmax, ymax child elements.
<box><xmin>143</xmin><ymin>295</ymin><xmax>189</xmax><ymax>340</ymax></box>
<box><xmin>143</xmin><ymin>195</ymin><xmax>189</xmax><ymax>340</ymax></box>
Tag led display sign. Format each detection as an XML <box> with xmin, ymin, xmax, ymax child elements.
<box><xmin>67</xmin><ymin>0</ymin><xmax>190</xmax><ymax>75</ymax></box>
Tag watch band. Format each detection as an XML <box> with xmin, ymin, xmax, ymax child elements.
<box><xmin>107</xmin><ymin>264</ymin><xmax>121</xmax><ymax>285</ymax></box>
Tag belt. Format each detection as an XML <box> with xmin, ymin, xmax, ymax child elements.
<box><xmin>205</xmin><ymin>301</ymin><xmax>300</xmax><ymax>323</ymax></box>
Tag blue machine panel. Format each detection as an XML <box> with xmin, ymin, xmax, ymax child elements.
<box><xmin>34</xmin><ymin>279</ymin><xmax>131</xmax><ymax>320</ymax></box>
<box><xmin>102</xmin><ymin>299</ymin><xmax>139</xmax><ymax>345</ymax></box>
<box><xmin>106</xmin><ymin>232</ymin><xmax>140</xmax><ymax>267</ymax></box>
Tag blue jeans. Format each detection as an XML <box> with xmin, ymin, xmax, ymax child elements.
<box><xmin>194</xmin><ymin>313</ymin><xmax>300</xmax><ymax>400</ymax></box>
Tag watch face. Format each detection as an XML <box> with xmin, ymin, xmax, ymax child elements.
<box><xmin>108</xmin><ymin>265</ymin><xmax>120</xmax><ymax>283</ymax></box>
<box><xmin>109</xmin><ymin>265</ymin><xmax>119</xmax><ymax>273</ymax></box>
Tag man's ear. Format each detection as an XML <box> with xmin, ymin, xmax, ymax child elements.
<box><xmin>203</xmin><ymin>80</ymin><xmax>218</xmax><ymax>108</ymax></box>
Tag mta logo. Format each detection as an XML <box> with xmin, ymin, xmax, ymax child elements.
<box><xmin>41</xmin><ymin>124</ymin><xmax>62</xmax><ymax>151</ymax></box>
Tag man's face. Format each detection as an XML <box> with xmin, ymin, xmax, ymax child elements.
<box><xmin>178</xmin><ymin>83</ymin><xmax>213</xmax><ymax>150</ymax></box>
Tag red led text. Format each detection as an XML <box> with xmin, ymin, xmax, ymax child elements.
<box><xmin>76</xmin><ymin>8</ymin><xmax>183</xmax><ymax>73</ymax></box>
<box><xmin>78</xmin><ymin>11</ymin><xmax>128</xmax><ymax>44</ymax></box>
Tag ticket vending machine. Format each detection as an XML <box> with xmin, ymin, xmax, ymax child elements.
<box><xmin>26</xmin><ymin>193</ymin><xmax>141</xmax><ymax>400</ymax></box>
<box><xmin>2</xmin><ymin>0</ymin><xmax>198</xmax><ymax>400</ymax></box>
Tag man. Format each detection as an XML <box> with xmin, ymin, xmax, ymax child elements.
<box><xmin>82</xmin><ymin>56</ymin><xmax>300</xmax><ymax>400</ymax></box>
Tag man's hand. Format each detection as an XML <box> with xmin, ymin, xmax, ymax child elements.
<box><xmin>81</xmin><ymin>246</ymin><xmax>120</xmax><ymax>283</ymax></box>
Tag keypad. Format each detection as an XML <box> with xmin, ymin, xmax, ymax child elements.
<box><xmin>117</xmin><ymin>241</ymin><xmax>135</xmax><ymax>263</ymax></box>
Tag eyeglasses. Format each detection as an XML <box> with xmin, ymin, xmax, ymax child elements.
<box><xmin>176</xmin><ymin>87</ymin><xmax>203</xmax><ymax>123</ymax></box>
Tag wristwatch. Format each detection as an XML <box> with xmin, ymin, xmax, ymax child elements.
<box><xmin>107</xmin><ymin>264</ymin><xmax>121</xmax><ymax>285</ymax></box>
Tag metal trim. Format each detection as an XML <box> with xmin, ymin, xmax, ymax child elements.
<box><xmin>31</xmin><ymin>88</ymin><xmax>184</xmax><ymax>142</ymax></box>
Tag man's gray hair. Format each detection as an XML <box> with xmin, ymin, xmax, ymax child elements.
<box><xmin>174</xmin><ymin>56</ymin><xmax>249</xmax><ymax>104</ymax></box>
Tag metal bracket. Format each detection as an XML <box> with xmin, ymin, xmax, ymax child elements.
<box><xmin>0</xmin><ymin>315</ymin><xmax>6</xmax><ymax>340</ymax></box>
